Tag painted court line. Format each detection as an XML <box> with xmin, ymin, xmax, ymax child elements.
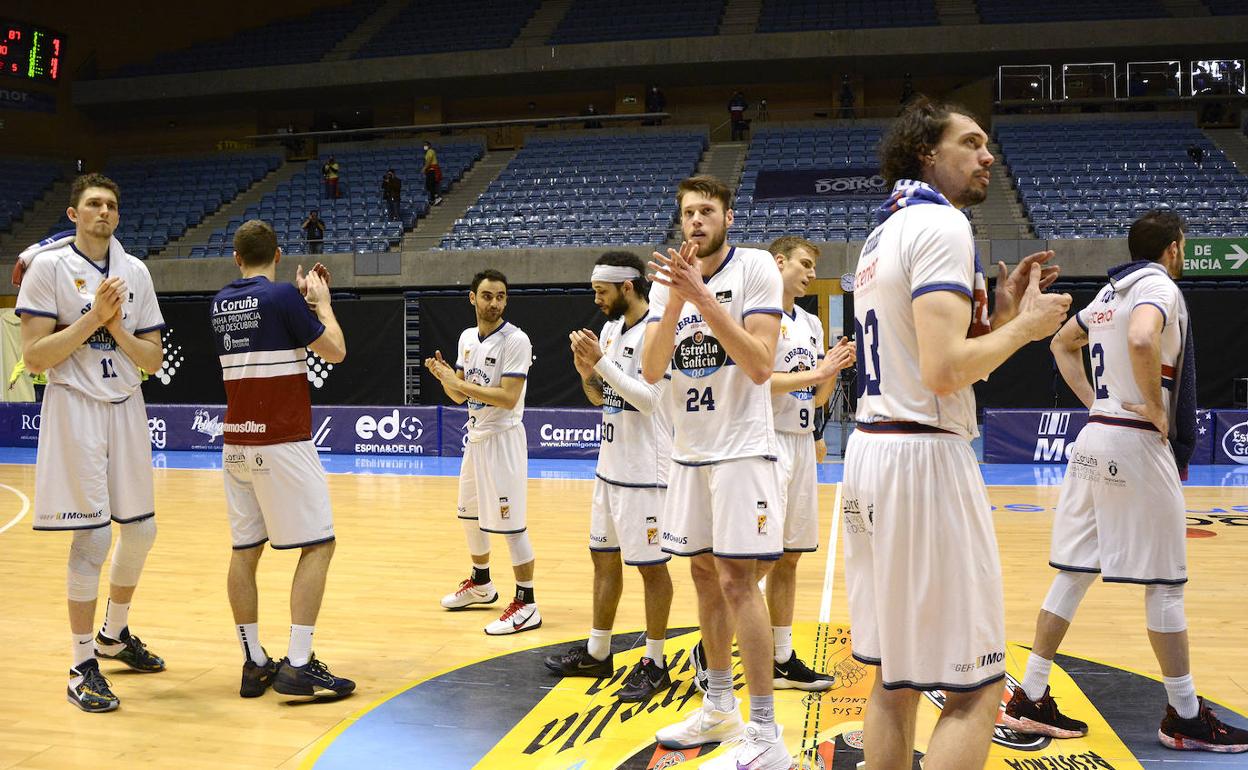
<box><xmin>819</xmin><ymin>482</ymin><xmax>842</xmax><ymax>624</ymax></box>
<box><xmin>0</xmin><ymin>483</ymin><xmax>31</xmax><ymax>535</ymax></box>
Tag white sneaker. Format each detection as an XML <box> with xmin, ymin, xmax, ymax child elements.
<box><xmin>655</xmin><ymin>697</ymin><xmax>745</xmax><ymax>749</ymax></box>
<box><xmin>703</xmin><ymin>722</ymin><xmax>791</xmax><ymax>770</ymax></box>
<box><xmin>484</xmin><ymin>600</ymin><xmax>542</xmax><ymax>635</ymax></box>
<box><xmin>440</xmin><ymin>578</ymin><xmax>498</xmax><ymax>609</ymax></box>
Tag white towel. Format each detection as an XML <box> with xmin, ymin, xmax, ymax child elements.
<box><xmin>12</xmin><ymin>230</ymin><xmax>128</xmax><ymax>286</ymax></box>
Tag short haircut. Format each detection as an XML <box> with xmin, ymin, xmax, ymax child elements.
<box><xmin>69</xmin><ymin>173</ymin><xmax>120</xmax><ymax>209</ymax></box>
<box><xmin>768</xmin><ymin>235</ymin><xmax>820</xmax><ymax>260</ymax></box>
<box><xmin>1128</xmin><ymin>210</ymin><xmax>1186</xmax><ymax>262</ymax></box>
<box><xmin>594</xmin><ymin>250</ymin><xmax>650</xmax><ymax>299</ymax></box>
<box><xmin>878</xmin><ymin>95</ymin><xmax>978</xmax><ymax>187</ymax></box>
<box><xmin>471</xmin><ymin>268</ymin><xmax>508</xmax><ymax>292</ymax></box>
<box><xmin>677</xmin><ymin>175</ymin><xmax>733</xmax><ymax>212</ymax></box>
<box><xmin>234</xmin><ymin>219</ymin><xmax>279</xmax><ymax>268</ymax></box>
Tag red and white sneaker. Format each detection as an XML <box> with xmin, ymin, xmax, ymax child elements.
<box><xmin>1159</xmin><ymin>697</ymin><xmax>1248</xmax><ymax>753</ymax></box>
<box><xmin>484</xmin><ymin>600</ymin><xmax>542</xmax><ymax>635</ymax></box>
<box><xmin>440</xmin><ymin>578</ymin><xmax>498</xmax><ymax>610</ymax></box>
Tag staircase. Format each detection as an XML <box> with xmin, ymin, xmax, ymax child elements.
<box><xmin>1205</xmin><ymin>128</ymin><xmax>1248</xmax><ymax>175</ymax></box>
<box><xmin>719</xmin><ymin>0</ymin><xmax>762</xmax><ymax>35</ymax></box>
<box><xmin>322</xmin><ymin>0</ymin><xmax>410</xmax><ymax>61</ymax></box>
<box><xmin>1160</xmin><ymin>0</ymin><xmax>1211</xmax><ymax>16</ymax></box>
<box><xmin>403</xmin><ymin>150</ymin><xmax>518</xmax><ymax>251</ymax></box>
<box><xmin>934</xmin><ymin>0</ymin><xmax>980</xmax><ymax>24</ymax></box>
<box><xmin>975</xmin><ymin>140</ymin><xmax>1033</xmax><ymax>239</ymax></box>
<box><xmin>511</xmin><ymin>0</ymin><xmax>572</xmax><ymax>47</ymax></box>
<box><xmin>156</xmin><ymin>161</ymin><xmax>307</xmax><ymax>258</ymax></box>
<box><xmin>0</xmin><ymin>179</ymin><xmax>72</xmax><ymax>260</ymax></box>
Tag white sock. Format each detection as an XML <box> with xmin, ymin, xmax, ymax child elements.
<box><xmin>705</xmin><ymin>668</ymin><xmax>735</xmax><ymax>713</ymax></box>
<box><xmin>1021</xmin><ymin>652</ymin><xmax>1053</xmax><ymax>701</ymax></box>
<box><xmin>1163</xmin><ymin>673</ymin><xmax>1199</xmax><ymax>719</ymax></box>
<box><xmin>646</xmin><ymin>638</ymin><xmax>665</xmax><ymax>668</ymax></box>
<box><xmin>587</xmin><ymin>628</ymin><xmax>612</xmax><ymax>661</ymax></box>
<box><xmin>72</xmin><ymin>632</ymin><xmax>95</xmax><ymax>669</ymax></box>
<box><xmin>773</xmin><ymin>626</ymin><xmax>793</xmax><ymax>664</ymax></box>
<box><xmin>101</xmin><ymin>599</ymin><xmax>130</xmax><ymax>641</ymax></box>
<box><xmin>288</xmin><ymin>624</ymin><xmax>315</xmax><ymax>668</ymax></box>
<box><xmin>237</xmin><ymin>623</ymin><xmax>267</xmax><ymax>666</ymax></box>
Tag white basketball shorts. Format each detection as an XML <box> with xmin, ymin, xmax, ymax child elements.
<box><xmin>224</xmin><ymin>441</ymin><xmax>334</xmax><ymax>550</ymax></box>
<box><xmin>589</xmin><ymin>478</ymin><xmax>669</xmax><ymax>566</ymax></box>
<box><xmin>841</xmin><ymin>426</ymin><xmax>1005</xmax><ymax>692</ymax></box>
<box><xmin>33</xmin><ymin>384</ymin><xmax>154</xmax><ymax>531</ymax></box>
<box><xmin>776</xmin><ymin>430</ymin><xmax>819</xmax><ymax>552</ymax></box>
<box><xmin>458</xmin><ymin>423</ymin><xmax>528</xmax><ymax>534</ymax></box>
<box><xmin>662</xmin><ymin>456</ymin><xmax>784</xmax><ymax>560</ymax></box>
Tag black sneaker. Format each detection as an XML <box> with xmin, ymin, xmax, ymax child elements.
<box><xmin>96</xmin><ymin>627</ymin><xmax>165</xmax><ymax>672</ymax></box>
<box><xmin>1002</xmin><ymin>685</ymin><xmax>1089</xmax><ymax>739</ymax></box>
<box><xmin>240</xmin><ymin>649</ymin><xmax>279</xmax><ymax>698</ymax></box>
<box><xmin>690</xmin><ymin>640</ymin><xmax>708</xmax><ymax>693</ymax></box>
<box><xmin>773</xmin><ymin>651</ymin><xmax>836</xmax><ymax>691</ymax></box>
<box><xmin>543</xmin><ymin>645</ymin><xmax>614</xmax><ymax>678</ymax></box>
<box><xmin>273</xmin><ymin>655</ymin><xmax>356</xmax><ymax>699</ymax></box>
<box><xmin>67</xmin><ymin>659</ymin><xmax>119</xmax><ymax>713</ymax></box>
<box><xmin>618</xmin><ymin>657</ymin><xmax>671</xmax><ymax>702</ymax></box>
<box><xmin>1159</xmin><ymin>696</ymin><xmax>1248</xmax><ymax>753</ymax></box>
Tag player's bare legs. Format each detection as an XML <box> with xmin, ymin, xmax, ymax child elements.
<box><xmin>638</xmin><ymin>563</ymin><xmax>673</xmax><ymax>642</ymax></box>
<box><xmin>591</xmin><ymin>550</ymin><xmax>623</xmax><ymax>629</ymax></box>
<box><xmin>227</xmin><ymin>545</ymin><xmax>264</xmax><ymax>625</ymax></box>
<box><xmin>863</xmin><ymin>678</ymin><xmax>920</xmax><ymax>770</ymax></box>
<box><xmin>290</xmin><ymin>539</ymin><xmax>335</xmax><ymax>626</ymax></box>
<box><xmin>1028</xmin><ymin>608</ymin><xmax>1071</xmax><ymax>659</ymax></box>
<box><xmin>512</xmin><ymin>557</ymin><xmax>534</xmax><ymax>585</ymax></box>
<box><xmin>763</xmin><ymin>552</ymin><xmax>799</xmax><ymax>630</ymax></box>
<box><xmin>690</xmin><ymin>555</ymin><xmax>733</xmax><ymax>669</ymax></box>
<box><xmin>924</xmin><ymin>683</ymin><xmax>1002</xmax><ymax>770</ymax></box>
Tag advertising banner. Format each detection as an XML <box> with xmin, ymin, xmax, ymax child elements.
<box><xmin>754</xmin><ymin>167</ymin><xmax>887</xmax><ymax>200</ymax></box>
<box><xmin>1214</xmin><ymin>410</ymin><xmax>1248</xmax><ymax>464</ymax></box>
<box><xmin>984</xmin><ymin>408</ymin><xmax>1215</xmax><ymax>465</ymax></box>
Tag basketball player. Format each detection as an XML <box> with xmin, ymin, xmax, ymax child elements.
<box><xmin>763</xmin><ymin>236</ymin><xmax>855</xmax><ymax>690</ymax></box>
<box><xmin>544</xmin><ymin>251</ymin><xmax>675</xmax><ymax>702</ymax></box>
<box><xmin>16</xmin><ymin>174</ymin><xmax>167</xmax><ymax>712</ymax></box>
<box><xmin>644</xmin><ymin>176</ymin><xmax>790</xmax><ymax>770</ymax></box>
<box><xmin>213</xmin><ymin>220</ymin><xmax>354</xmax><ymax>700</ymax></box>
<box><xmin>1004</xmin><ymin>210</ymin><xmax>1248</xmax><ymax>753</ymax></box>
<box><xmin>426</xmin><ymin>269</ymin><xmax>539</xmax><ymax>635</ymax></box>
<box><xmin>842</xmin><ymin>97</ymin><xmax>1070</xmax><ymax>770</ymax></box>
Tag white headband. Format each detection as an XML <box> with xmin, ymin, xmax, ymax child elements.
<box><xmin>591</xmin><ymin>265</ymin><xmax>642</xmax><ymax>284</ymax></box>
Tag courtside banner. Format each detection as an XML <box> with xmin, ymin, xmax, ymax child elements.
<box><xmin>754</xmin><ymin>167</ymin><xmax>887</xmax><ymax>200</ymax></box>
<box><xmin>0</xmin><ymin>401</ymin><xmax>43</xmax><ymax>447</ymax></box>
<box><xmin>1214</xmin><ymin>410</ymin><xmax>1248</xmax><ymax>465</ymax></box>
<box><xmin>984</xmin><ymin>409</ymin><xmax>1216</xmax><ymax>465</ymax></box>
<box><xmin>435</xmin><ymin>406</ymin><xmax>603</xmax><ymax>459</ymax></box>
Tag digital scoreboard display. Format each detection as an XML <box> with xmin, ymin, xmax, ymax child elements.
<box><xmin>0</xmin><ymin>21</ymin><xmax>64</xmax><ymax>83</ymax></box>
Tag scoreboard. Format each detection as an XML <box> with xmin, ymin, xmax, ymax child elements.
<box><xmin>0</xmin><ymin>21</ymin><xmax>64</xmax><ymax>83</ymax></box>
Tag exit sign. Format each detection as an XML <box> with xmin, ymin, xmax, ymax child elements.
<box><xmin>1184</xmin><ymin>238</ymin><xmax>1248</xmax><ymax>276</ymax></box>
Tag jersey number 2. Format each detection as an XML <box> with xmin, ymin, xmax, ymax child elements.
<box><xmin>1089</xmin><ymin>343</ymin><xmax>1109</xmax><ymax>399</ymax></box>
<box><xmin>100</xmin><ymin>358</ymin><xmax>117</xmax><ymax>379</ymax></box>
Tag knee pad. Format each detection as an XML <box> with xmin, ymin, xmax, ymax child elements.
<box><xmin>1040</xmin><ymin>570</ymin><xmax>1097</xmax><ymax>622</ymax></box>
<box><xmin>460</xmin><ymin>518</ymin><xmax>491</xmax><ymax>555</ymax></box>
<box><xmin>504</xmin><ymin>531</ymin><xmax>534</xmax><ymax>566</ymax></box>
<box><xmin>109</xmin><ymin>517</ymin><xmax>157</xmax><ymax>587</ymax></box>
<box><xmin>67</xmin><ymin>526</ymin><xmax>112</xmax><ymax>602</ymax></box>
<box><xmin>1145</xmin><ymin>583</ymin><xmax>1187</xmax><ymax>633</ymax></box>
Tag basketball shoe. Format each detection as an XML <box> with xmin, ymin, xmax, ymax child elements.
<box><xmin>440</xmin><ymin>578</ymin><xmax>498</xmax><ymax>610</ymax></box>
<box><xmin>618</xmin><ymin>657</ymin><xmax>671</xmax><ymax>702</ymax></box>
<box><xmin>702</xmin><ymin>723</ymin><xmax>791</xmax><ymax>770</ymax></box>
<box><xmin>1158</xmin><ymin>697</ymin><xmax>1248</xmax><ymax>752</ymax></box>
<box><xmin>95</xmin><ymin>627</ymin><xmax>165</xmax><ymax>672</ymax></box>
<box><xmin>484</xmin><ymin>599</ymin><xmax>541</xmax><ymax>635</ymax></box>
<box><xmin>1002</xmin><ymin>685</ymin><xmax>1089</xmax><ymax>738</ymax></box>
<box><xmin>273</xmin><ymin>655</ymin><xmax>355</xmax><ymax>699</ymax></box>
<box><xmin>656</xmin><ymin>697</ymin><xmax>744</xmax><ymax>748</ymax></box>
<box><xmin>773</xmin><ymin>652</ymin><xmax>835</xmax><ymax>691</ymax></box>
<box><xmin>67</xmin><ymin>659</ymin><xmax>119</xmax><ymax>713</ymax></box>
<box><xmin>543</xmin><ymin>645</ymin><xmax>614</xmax><ymax>677</ymax></box>
<box><xmin>240</xmin><ymin>649</ymin><xmax>280</xmax><ymax>698</ymax></box>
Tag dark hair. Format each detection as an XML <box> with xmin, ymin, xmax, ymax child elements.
<box><xmin>594</xmin><ymin>251</ymin><xmax>650</xmax><ymax>299</ymax></box>
<box><xmin>878</xmin><ymin>95</ymin><xmax>977</xmax><ymax>187</ymax></box>
<box><xmin>234</xmin><ymin>219</ymin><xmax>279</xmax><ymax>268</ymax></box>
<box><xmin>676</xmin><ymin>175</ymin><xmax>733</xmax><ymax>212</ymax></box>
<box><xmin>1128</xmin><ymin>210</ymin><xmax>1186</xmax><ymax>262</ymax></box>
<box><xmin>471</xmin><ymin>268</ymin><xmax>508</xmax><ymax>292</ymax></box>
<box><xmin>69</xmin><ymin>173</ymin><xmax>120</xmax><ymax>209</ymax></box>
<box><xmin>768</xmin><ymin>235</ymin><xmax>820</xmax><ymax>260</ymax></box>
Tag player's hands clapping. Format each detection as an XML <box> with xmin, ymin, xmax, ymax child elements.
<box><xmin>994</xmin><ymin>250</ymin><xmax>1059</xmax><ymax>326</ymax></box>
<box><xmin>423</xmin><ymin>350</ymin><xmax>462</xmax><ymax>393</ymax></box>
<box><xmin>296</xmin><ymin>263</ymin><xmax>331</xmax><ymax>299</ymax></box>
<box><xmin>302</xmin><ymin>267</ymin><xmax>331</xmax><ymax>310</ymax></box>
<box><xmin>569</xmin><ymin>329</ymin><xmax>602</xmax><ymax>379</ymax></box>
<box><xmin>92</xmin><ymin>277</ymin><xmax>127</xmax><ymax>328</ymax></box>
<box><xmin>648</xmin><ymin>240</ymin><xmax>703</xmax><ymax>306</ymax></box>
<box><xmin>1015</xmin><ymin>263</ymin><xmax>1071</xmax><ymax>341</ymax></box>
<box><xmin>816</xmin><ymin>336</ymin><xmax>856</xmax><ymax>380</ymax></box>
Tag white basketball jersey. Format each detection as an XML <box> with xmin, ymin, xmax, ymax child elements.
<box><xmin>455</xmin><ymin>321</ymin><xmax>531</xmax><ymax>441</ymax></box>
<box><xmin>851</xmin><ymin>205</ymin><xmax>979</xmax><ymax>439</ymax></box>
<box><xmin>14</xmin><ymin>242</ymin><xmax>164</xmax><ymax>402</ymax></box>
<box><xmin>647</xmin><ymin>246</ymin><xmax>783</xmax><ymax>464</ymax></box>
<box><xmin>1077</xmin><ymin>263</ymin><xmax>1184</xmax><ymax>421</ymax></box>
<box><xmin>595</xmin><ymin>316</ymin><xmax>672</xmax><ymax>487</ymax></box>
<box><xmin>772</xmin><ymin>304</ymin><xmax>824</xmax><ymax>434</ymax></box>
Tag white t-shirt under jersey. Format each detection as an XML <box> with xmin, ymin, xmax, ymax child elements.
<box><xmin>647</xmin><ymin>245</ymin><xmax>783</xmax><ymax>464</ymax></box>
<box><xmin>772</xmin><ymin>304</ymin><xmax>824</xmax><ymax>434</ymax></box>
<box><xmin>15</xmin><ymin>242</ymin><xmax>165</xmax><ymax>402</ymax></box>
<box><xmin>1076</xmin><ymin>263</ymin><xmax>1185</xmax><ymax>421</ymax></box>
<box><xmin>851</xmin><ymin>204</ymin><xmax>979</xmax><ymax>439</ymax></box>
<box><xmin>455</xmin><ymin>321</ymin><xmax>532</xmax><ymax>442</ymax></box>
<box><xmin>594</xmin><ymin>316</ymin><xmax>672</xmax><ymax>487</ymax></box>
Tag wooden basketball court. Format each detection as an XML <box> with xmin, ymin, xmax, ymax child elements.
<box><xmin>0</xmin><ymin>463</ymin><xmax>1244</xmax><ymax>768</ymax></box>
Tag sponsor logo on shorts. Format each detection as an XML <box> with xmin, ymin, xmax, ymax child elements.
<box><xmin>1107</xmin><ymin>460</ymin><xmax>1118</xmax><ymax>477</ymax></box>
<box><xmin>590</xmin><ymin>534</ymin><xmax>608</xmax><ymax>544</ymax></box>
<box><xmin>56</xmin><ymin>509</ymin><xmax>105</xmax><ymax>521</ymax></box>
<box><xmin>500</xmin><ymin>496</ymin><xmax>510</xmax><ymax>519</ymax></box>
<box><xmin>662</xmin><ymin>531</ymin><xmax>688</xmax><ymax>545</ymax></box>
<box><xmin>224</xmin><ymin>451</ymin><xmax>246</xmax><ymax>464</ymax></box>
<box><xmin>843</xmin><ymin>497</ymin><xmax>867</xmax><ymax>534</ymax></box>
<box><xmin>192</xmin><ymin>408</ymin><xmax>225</xmax><ymax>443</ymax></box>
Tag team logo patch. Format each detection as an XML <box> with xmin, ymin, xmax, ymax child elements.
<box><xmin>623</xmin><ymin>346</ymin><xmax>634</xmax><ymax>358</ymax></box>
<box><xmin>714</xmin><ymin>289</ymin><xmax>732</xmax><ymax>303</ymax></box>
<box><xmin>757</xmin><ymin>513</ymin><xmax>768</xmax><ymax>535</ymax></box>
<box><xmin>73</xmin><ymin>278</ymin><xmax>88</xmax><ymax>294</ymax></box>
<box><xmin>646</xmin><ymin>527</ymin><xmax>659</xmax><ymax>546</ymax></box>
<box><xmin>674</xmin><ymin>330</ymin><xmax>727</xmax><ymax>379</ymax></box>
<box><xmin>485</xmin><ymin>356</ymin><xmax>497</xmax><ymax>366</ymax></box>
<box><xmin>499</xmin><ymin>496</ymin><xmax>510</xmax><ymax>519</ymax></box>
